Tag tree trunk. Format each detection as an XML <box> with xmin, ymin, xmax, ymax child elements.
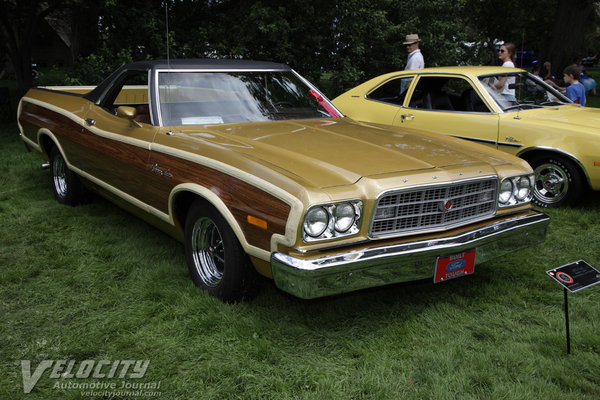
<box><xmin>546</xmin><ymin>0</ymin><xmax>595</xmax><ymax>77</ymax></box>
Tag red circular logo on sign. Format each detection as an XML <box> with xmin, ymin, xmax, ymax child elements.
<box><xmin>556</xmin><ymin>272</ymin><xmax>574</xmax><ymax>284</ymax></box>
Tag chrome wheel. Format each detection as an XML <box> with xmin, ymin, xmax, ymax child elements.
<box><xmin>52</xmin><ymin>153</ymin><xmax>68</xmax><ymax>199</ymax></box>
<box><xmin>184</xmin><ymin>201</ymin><xmax>258</xmax><ymax>301</ymax></box>
<box><xmin>49</xmin><ymin>146</ymin><xmax>85</xmax><ymax>205</ymax></box>
<box><xmin>190</xmin><ymin>217</ymin><xmax>225</xmax><ymax>287</ymax></box>
<box><xmin>533</xmin><ymin>162</ymin><xmax>569</xmax><ymax>206</ymax></box>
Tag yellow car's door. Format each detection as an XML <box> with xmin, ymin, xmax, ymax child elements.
<box><xmin>394</xmin><ymin>75</ymin><xmax>500</xmax><ymax>150</ymax></box>
<box><xmin>340</xmin><ymin>75</ymin><xmax>416</xmax><ymax>125</ymax></box>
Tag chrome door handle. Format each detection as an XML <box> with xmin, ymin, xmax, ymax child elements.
<box><xmin>400</xmin><ymin>114</ymin><xmax>414</xmax><ymax>123</ymax></box>
<box><xmin>84</xmin><ymin>118</ymin><xmax>95</xmax><ymax>126</ymax></box>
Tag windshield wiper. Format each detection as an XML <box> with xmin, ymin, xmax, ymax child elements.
<box><xmin>503</xmin><ymin>103</ymin><xmax>546</xmax><ymax>112</ymax></box>
<box><xmin>539</xmin><ymin>101</ymin><xmax>565</xmax><ymax>107</ymax></box>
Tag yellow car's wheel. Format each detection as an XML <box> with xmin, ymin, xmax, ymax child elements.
<box><xmin>531</xmin><ymin>156</ymin><xmax>583</xmax><ymax>208</ymax></box>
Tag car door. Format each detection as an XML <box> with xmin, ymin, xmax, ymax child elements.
<box><xmin>395</xmin><ymin>74</ymin><xmax>501</xmax><ymax>150</ymax></box>
<box><xmin>76</xmin><ymin>69</ymin><xmax>158</xmax><ymax>204</ymax></box>
<box><xmin>358</xmin><ymin>75</ymin><xmax>415</xmax><ymax>125</ymax></box>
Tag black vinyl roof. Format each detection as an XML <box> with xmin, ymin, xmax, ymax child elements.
<box><xmin>125</xmin><ymin>59</ymin><xmax>290</xmax><ymax>70</ymax></box>
<box><xmin>85</xmin><ymin>58</ymin><xmax>291</xmax><ymax>103</ymax></box>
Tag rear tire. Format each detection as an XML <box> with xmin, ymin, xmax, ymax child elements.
<box><xmin>50</xmin><ymin>146</ymin><xmax>85</xmax><ymax>205</ymax></box>
<box><xmin>184</xmin><ymin>200</ymin><xmax>259</xmax><ymax>302</ymax></box>
<box><xmin>530</xmin><ymin>155</ymin><xmax>583</xmax><ymax>208</ymax></box>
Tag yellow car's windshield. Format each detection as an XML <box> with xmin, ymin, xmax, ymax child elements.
<box><xmin>478</xmin><ymin>72</ymin><xmax>571</xmax><ymax>112</ymax></box>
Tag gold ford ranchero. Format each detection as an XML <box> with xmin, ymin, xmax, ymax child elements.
<box><xmin>333</xmin><ymin>66</ymin><xmax>600</xmax><ymax>208</ymax></box>
<box><xmin>18</xmin><ymin>60</ymin><xmax>549</xmax><ymax>301</ymax></box>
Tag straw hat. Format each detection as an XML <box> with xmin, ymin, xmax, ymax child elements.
<box><xmin>403</xmin><ymin>34</ymin><xmax>421</xmax><ymax>45</ymax></box>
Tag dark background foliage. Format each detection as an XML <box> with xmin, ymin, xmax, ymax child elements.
<box><xmin>1</xmin><ymin>0</ymin><xmax>599</xmax><ymax>97</ymax></box>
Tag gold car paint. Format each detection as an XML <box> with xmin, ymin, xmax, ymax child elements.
<box><xmin>162</xmin><ymin>117</ymin><xmax>533</xmax><ymax>253</ymax></box>
<box><xmin>19</xmin><ymin>84</ymin><xmax>537</xmax><ymax>269</ymax></box>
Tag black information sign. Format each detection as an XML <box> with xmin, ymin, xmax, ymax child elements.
<box><xmin>546</xmin><ymin>260</ymin><xmax>600</xmax><ymax>293</ymax></box>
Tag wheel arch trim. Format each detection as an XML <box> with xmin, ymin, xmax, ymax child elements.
<box><xmin>517</xmin><ymin>146</ymin><xmax>591</xmax><ymax>187</ymax></box>
<box><xmin>170</xmin><ymin>184</ymin><xmax>281</xmax><ymax>262</ymax></box>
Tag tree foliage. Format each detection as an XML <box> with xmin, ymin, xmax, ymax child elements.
<box><xmin>465</xmin><ymin>0</ymin><xmax>599</xmax><ymax>74</ymax></box>
<box><xmin>1</xmin><ymin>0</ymin><xmax>599</xmax><ymax>97</ymax></box>
<box><xmin>0</xmin><ymin>0</ymin><xmax>66</xmax><ymax>95</ymax></box>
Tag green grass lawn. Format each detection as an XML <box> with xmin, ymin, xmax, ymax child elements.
<box><xmin>1</xmin><ymin>115</ymin><xmax>600</xmax><ymax>400</ymax></box>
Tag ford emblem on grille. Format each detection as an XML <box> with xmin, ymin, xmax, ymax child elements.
<box><xmin>439</xmin><ymin>200</ymin><xmax>453</xmax><ymax>212</ymax></box>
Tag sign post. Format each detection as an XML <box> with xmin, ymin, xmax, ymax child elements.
<box><xmin>546</xmin><ymin>260</ymin><xmax>600</xmax><ymax>355</ymax></box>
<box><xmin>563</xmin><ymin>288</ymin><xmax>570</xmax><ymax>354</ymax></box>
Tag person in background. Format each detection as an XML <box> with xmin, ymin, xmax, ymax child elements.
<box><xmin>577</xmin><ymin>58</ymin><xmax>597</xmax><ymax>96</ymax></box>
<box><xmin>531</xmin><ymin>60</ymin><xmax>542</xmax><ymax>80</ymax></box>
<box><xmin>563</xmin><ymin>64</ymin><xmax>586</xmax><ymax>106</ymax></box>
<box><xmin>535</xmin><ymin>60</ymin><xmax>565</xmax><ymax>91</ymax></box>
<box><xmin>540</xmin><ymin>61</ymin><xmax>554</xmax><ymax>81</ymax></box>
<box><xmin>404</xmin><ymin>34</ymin><xmax>424</xmax><ymax>70</ymax></box>
<box><xmin>493</xmin><ymin>42</ymin><xmax>516</xmax><ymax>101</ymax></box>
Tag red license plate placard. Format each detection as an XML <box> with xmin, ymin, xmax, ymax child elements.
<box><xmin>434</xmin><ymin>249</ymin><xmax>476</xmax><ymax>283</ymax></box>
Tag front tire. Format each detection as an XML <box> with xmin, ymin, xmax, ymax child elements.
<box><xmin>184</xmin><ymin>200</ymin><xmax>258</xmax><ymax>302</ymax></box>
<box><xmin>530</xmin><ymin>155</ymin><xmax>583</xmax><ymax>207</ymax></box>
<box><xmin>50</xmin><ymin>146</ymin><xmax>85</xmax><ymax>205</ymax></box>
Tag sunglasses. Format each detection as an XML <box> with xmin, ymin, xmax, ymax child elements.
<box><xmin>498</xmin><ymin>49</ymin><xmax>506</xmax><ymax>53</ymax></box>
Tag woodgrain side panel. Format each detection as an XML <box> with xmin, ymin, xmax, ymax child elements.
<box><xmin>20</xmin><ymin>100</ymin><xmax>292</xmax><ymax>252</ymax></box>
<box><xmin>20</xmin><ymin>102</ymin><xmax>155</xmax><ymax>204</ymax></box>
<box><xmin>147</xmin><ymin>151</ymin><xmax>291</xmax><ymax>250</ymax></box>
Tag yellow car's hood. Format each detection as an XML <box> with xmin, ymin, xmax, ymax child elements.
<box><xmin>520</xmin><ymin>105</ymin><xmax>600</xmax><ymax>130</ymax></box>
<box><xmin>194</xmin><ymin>118</ymin><xmax>513</xmax><ymax>188</ymax></box>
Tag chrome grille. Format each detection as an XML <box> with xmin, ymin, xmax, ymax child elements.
<box><xmin>370</xmin><ymin>178</ymin><xmax>498</xmax><ymax>238</ymax></box>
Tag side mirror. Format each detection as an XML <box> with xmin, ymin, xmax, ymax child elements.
<box><xmin>116</xmin><ymin>106</ymin><xmax>142</xmax><ymax>128</ymax></box>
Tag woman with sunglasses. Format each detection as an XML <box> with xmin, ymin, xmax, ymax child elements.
<box><xmin>493</xmin><ymin>42</ymin><xmax>517</xmax><ymax>101</ymax></box>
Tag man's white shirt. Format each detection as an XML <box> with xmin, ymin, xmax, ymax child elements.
<box><xmin>405</xmin><ymin>49</ymin><xmax>424</xmax><ymax>70</ymax></box>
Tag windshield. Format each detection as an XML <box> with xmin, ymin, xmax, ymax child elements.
<box><xmin>157</xmin><ymin>71</ymin><xmax>340</xmax><ymax>126</ymax></box>
<box><xmin>478</xmin><ymin>72</ymin><xmax>571</xmax><ymax>112</ymax></box>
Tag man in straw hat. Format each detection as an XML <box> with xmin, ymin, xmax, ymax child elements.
<box><xmin>404</xmin><ymin>33</ymin><xmax>424</xmax><ymax>70</ymax></box>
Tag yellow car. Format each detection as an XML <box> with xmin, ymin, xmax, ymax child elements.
<box><xmin>333</xmin><ymin>66</ymin><xmax>600</xmax><ymax>207</ymax></box>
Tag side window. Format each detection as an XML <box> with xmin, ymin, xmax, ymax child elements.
<box><xmin>366</xmin><ymin>77</ymin><xmax>413</xmax><ymax>105</ymax></box>
<box><xmin>409</xmin><ymin>76</ymin><xmax>490</xmax><ymax>113</ymax></box>
<box><xmin>101</xmin><ymin>70</ymin><xmax>151</xmax><ymax>124</ymax></box>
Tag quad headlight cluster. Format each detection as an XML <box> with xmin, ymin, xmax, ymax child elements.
<box><xmin>498</xmin><ymin>174</ymin><xmax>534</xmax><ymax>207</ymax></box>
<box><xmin>302</xmin><ymin>200</ymin><xmax>363</xmax><ymax>242</ymax></box>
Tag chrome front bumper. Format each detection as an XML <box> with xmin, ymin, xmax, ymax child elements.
<box><xmin>271</xmin><ymin>211</ymin><xmax>549</xmax><ymax>299</ymax></box>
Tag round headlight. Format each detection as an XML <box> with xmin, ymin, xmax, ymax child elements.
<box><xmin>515</xmin><ymin>176</ymin><xmax>531</xmax><ymax>201</ymax></box>
<box><xmin>499</xmin><ymin>179</ymin><xmax>513</xmax><ymax>204</ymax></box>
<box><xmin>303</xmin><ymin>207</ymin><xmax>329</xmax><ymax>237</ymax></box>
<box><xmin>334</xmin><ymin>203</ymin><xmax>356</xmax><ymax>232</ymax></box>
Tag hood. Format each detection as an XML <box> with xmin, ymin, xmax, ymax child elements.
<box><xmin>184</xmin><ymin>119</ymin><xmax>513</xmax><ymax>188</ymax></box>
<box><xmin>519</xmin><ymin>105</ymin><xmax>600</xmax><ymax>130</ymax></box>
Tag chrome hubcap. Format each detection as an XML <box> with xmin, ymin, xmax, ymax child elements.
<box><xmin>191</xmin><ymin>217</ymin><xmax>225</xmax><ymax>287</ymax></box>
<box><xmin>52</xmin><ymin>154</ymin><xmax>68</xmax><ymax>198</ymax></box>
<box><xmin>534</xmin><ymin>163</ymin><xmax>569</xmax><ymax>204</ymax></box>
